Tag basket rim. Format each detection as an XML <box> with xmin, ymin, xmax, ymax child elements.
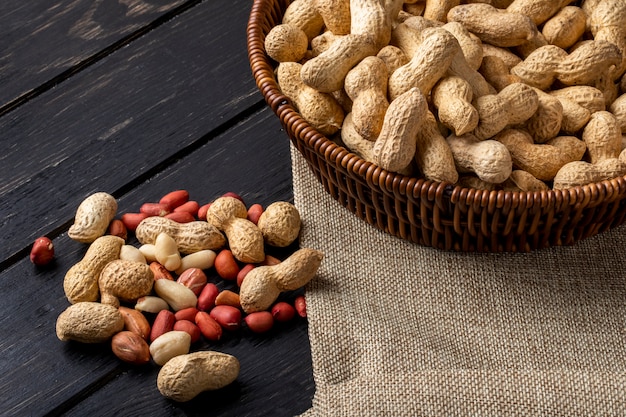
<box><xmin>246</xmin><ymin>0</ymin><xmax>626</xmax><ymax>213</ymax></box>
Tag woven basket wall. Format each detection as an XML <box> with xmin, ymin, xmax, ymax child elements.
<box><xmin>247</xmin><ymin>0</ymin><xmax>626</xmax><ymax>252</ymax></box>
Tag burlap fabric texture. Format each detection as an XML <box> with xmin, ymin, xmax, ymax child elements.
<box><xmin>291</xmin><ymin>146</ymin><xmax>626</xmax><ymax>417</ymax></box>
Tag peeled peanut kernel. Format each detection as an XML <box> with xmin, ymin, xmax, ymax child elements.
<box><xmin>111</xmin><ymin>331</ymin><xmax>151</xmax><ymax>365</ymax></box>
<box><xmin>159</xmin><ymin>190</ymin><xmax>189</xmax><ymax>211</ymax></box>
<box><xmin>149</xmin><ymin>330</ymin><xmax>191</xmax><ymax>366</ymax></box>
<box><xmin>157</xmin><ymin>351</ymin><xmax>240</xmax><ymax>402</ymax></box>
<box><xmin>174</xmin><ymin>250</ymin><xmax>216</xmax><ymax>275</ymax></box>
<box><xmin>119</xmin><ymin>245</ymin><xmax>147</xmax><ymax>264</ymax></box>
<box><xmin>138</xmin><ymin>244</ymin><xmax>157</xmax><ymax>263</ymax></box>
<box><xmin>68</xmin><ymin>192</ymin><xmax>118</xmax><ymax>243</ymax></box>
<box><xmin>154</xmin><ymin>279</ymin><xmax>198</xmax><ymax>312</ymax></box>
<box><xmin>155</xmin><ymin>232</ymin><xmax>182</xmax><ymax>271</ymax></box>
<box><xmin>135</xmin><ymin>296</ymin><xmax>170</xmax><ymax>314</ymax></box>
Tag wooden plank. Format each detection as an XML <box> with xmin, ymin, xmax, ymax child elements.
<box><xmin>0</xmin><ymin>107</ymin><xmax>314</xmax><ymax>415</ymax></box>
<box><xmin>0</xmin><ymin>0</ymin><xmax>191</xmax><ymax>112</ymax></box>
<box><xmin>0</xmin><ymin>0</ymin><xmax>262</xmax><ymax>264</ymax></box>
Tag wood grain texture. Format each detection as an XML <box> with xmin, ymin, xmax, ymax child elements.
<box><xmin>0</xmin><ymin>0</ymin><xmax>316</xmax><ymax>414</ymax></box>
<box><xmin>0</xmin><ymin>0</ymin><xmax>190</xmax><ymax>110</ymax></box>
<box><xmin>0</xmin><ymin>0</ymin><xmax>260</xmax><ymax>263</ymax></box>
<box><xmin>0</xmin><ymin>107</ymin><xmax>313</xmax><ymax>416</ymax></box>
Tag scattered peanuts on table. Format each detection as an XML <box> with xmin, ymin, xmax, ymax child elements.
<box><xmin>266</xmin><ymin>0</ymin><xmax>626</xmax><ymax>191</ymax></box>
<box><xmin>53</xmin><ymin>189</ymin><xmax>322</xmax><ymax>402</ymax></box>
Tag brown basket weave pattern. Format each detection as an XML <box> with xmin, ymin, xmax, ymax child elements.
<box><xmin>247</xmin><ymin>0</ymin><xmax>626</xmax><ymax>252</ymax></box>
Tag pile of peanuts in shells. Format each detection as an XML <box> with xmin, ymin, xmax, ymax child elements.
<box><xmin>265</xmin><ymin>0</ymin><xmax>626</xmax><ymax>191</ymax></box>
<box><xmin>31</xmin><ymin>190</ymin><xmax>323</xmax><ymax>402</ymax></box>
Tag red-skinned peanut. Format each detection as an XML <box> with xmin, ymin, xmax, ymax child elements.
<box><xmin>210</xmin><ymin>305</ymin><xmax>242</xmax><ymax>331</ymax></box>
<box><xmin>159</xmin><ymin>190</ymin><xmax>189</xmax><ymax>211</ymax></box>
<box><xmin>214</xmin><ymin>249</ymin><xmax>240</xmax><ymax>280</ymax></box>
<box><xmin>197</xmin><ymin>203</ymin><xmax>211</xmax><ymax>221</ymax></box>
<box><xmin>107</xmin><ymin>219</ymin><xmax>128</xmax><ymax>241</ymax></box>
<box><xmin>221</xmin><ymin>192</ymin><xmax>244</xmax><ymax>203</ymax></box>
<box><xmin>140</xmin><ymin>203</ymin><xmax>170</xmax><ymax>217</ymax></box>
<box><xmin>150</xmin><ymin>261</ymin><xmax>174</xmax><ymax>281</ymax></box>
<box><xmin>196</xmin><ymin>283</ymin><xmax>219</xmax><ymax>311</ymax></box>
<box><xmin>150</xmin><ymin>310</ymin><xmax>176</xmax><ymax>343</ymax></box>
<box><xmin>294</xmin><ymin>295</ymin><xmax>307</xmax><ymax>318</ymax></box>
<box><xmin>271</xmin><ymin>302</ymin><xmax>296</xmax><ymax>322</ymax></box>
<box><xmin>30</xmin><ymin>237</ymin><xmax>54</xmax><ymax>266</ymax></box>
<box><xmin>174</xmin><ymin>307</ymin><xmax>199</xmax><ymax>322</ymax></box>
<box><xmin>176</xmin><ymin>268</ymin><xmax>207</xmax><ymax>295</ymax></box>
<box><xmin>195</xmin><ymin>311</ymin><xmax>222</xmax><ymax>341</ymax></box>
<box><xmin>236</xmin><ymin>264</ymin><xmax>255</xmax><ymax>287</ymax></box>
<box><xmin>245</xmin><ymin>311</ymin><xmax>274</xmax><ymax>333</ymax></box>
<box><xmin>173</xmin><ymin>320</ymin><xmax>201</xmax><ymax>343</ymax></box>
<box><xmin>247</xmin><ymin>204</ymin><xmax>264</xmax><ymax>225</ymax></box>
<box><xmin>121</xmin><ymin>213</ymin><xmax>149</xmax><ymax>231</ymax></box>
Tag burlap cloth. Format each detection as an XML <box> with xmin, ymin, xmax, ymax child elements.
<box><xmin>290</xmin><ymin>146</ymin><xmax>626</xmax><ymax>417</ymax></box>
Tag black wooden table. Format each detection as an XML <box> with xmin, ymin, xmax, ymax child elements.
<box><xmin>0</xmin><ymin>1</ymin><xmax>314</xmax><ymax>416</ymax></box>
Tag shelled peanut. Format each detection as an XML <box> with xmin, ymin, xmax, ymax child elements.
<box><xmin>55</xmin><ymin>190</ymin><xmax>322</xmax><ymax>401</ymax></box>
<box><xmin>268</xmin><ymin>0</ymin><xmax>626</xmax><ymax>190</ymax></box>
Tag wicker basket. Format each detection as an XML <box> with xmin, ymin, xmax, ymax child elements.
<box><xmin>247</xmin><ymin>0</ymin><xmax>626</xmax><ymax>252</ymax></box>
